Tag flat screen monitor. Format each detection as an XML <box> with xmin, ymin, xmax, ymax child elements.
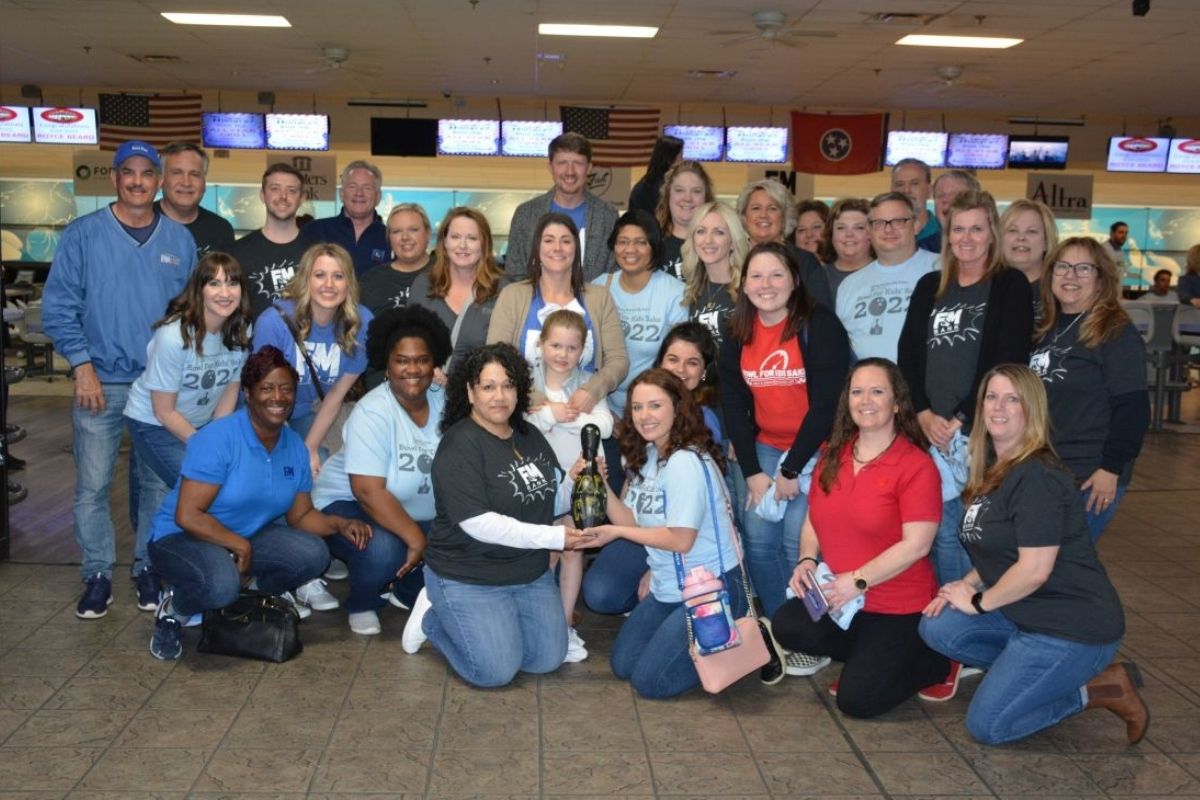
<box><xmin>1166</xmin><ymin>137</ymin><xmax>1200</xmax><ymax>174</ymax></box>
<box><xmin>202</xmin><ymin>112</ymin><xmax>265</xmax><ymax>149</ymax></box>
<box><xmin>265</xmin><ymin>113</ymin><xmax>329</xmax><ymax>151</ymax></box>
<box><xmin>884</xmin><ymin>130</ymin><xmax>948</xmax><ymax>167</ymax></box>
<box><xmin>500</xmin><ymin>120</ymin><xmax>562</xmax><ymax>157</ymax></box>
<box><xmin>32</xmin><ymin>106</ymin><xmax>97</xmax><ymax>145</ymax></box>
<box><xmin>1106</xmin><ymin>136</ymin><xmax>1169</xmax><ymax>173</ymax></box>
<box><xmin>663</xmin><ymin>124</ymin><xmax>724</xmax><ymax>161</ymax></box>
<box><xmin>725</xmin><ymin>126</ymin><xmax>788</xmax><ymax>163</ymax></box>
<box><xmin>1007</xmin><ymin>135</ymin><xmax>1069</xmax><ymax>169</ymax></box>
<box><xmin>371</xmin><ymin>118</ymin><xmax>438</xmax><ymax>157</ymax></box>
<box><xmin>0</xmin><ymin>105</ymin><xmax>32</xmax><ymax>143</ymax></box>
<box><xmin>437</xmin><ymin>119</ymin><xmax>500</xmax><ymax>156</ymax></box>
<box><xmin>946</xmin><ymin>132</ymin><xmax>1008</xmax><ymax>169</ymax></box>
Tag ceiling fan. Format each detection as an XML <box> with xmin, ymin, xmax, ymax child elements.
<box><xmin>710</xmin><ymin>10</ymin><xmax>838</xmax><ymax>48</ymax></box>
<box><xmin>927</xmin><ymin>64</ymin><xmax>995</xmax><ymax>93</ymax></box>
<box><xmin>302</xmin><ymin>46</ymin><xmax>381</xmax><ymax>77</ymax></box>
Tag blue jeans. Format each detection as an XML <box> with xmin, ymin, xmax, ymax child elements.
<box><xmin>582</xmin><ymin>538</ymin><xmax>647</xmax><ymax>615</ymax></box>
<box><xmin>148</xmin><ymin>525</ymin><xmax>330</xmax><ymax>618</ymax></box>
<box><xmin>1083</xmin><ymin>484</ymin><xmax>1128</xmax><ymax>542</ymax></box>
<box><xmin>919</xmin><ymin>607</ymin><xmax>1120</xmax><ymax>745</ymax></box>
<box><xmin>741</xmin><ymin>442</ymin><xmax>806</xmax><ymax>616</ymax></box>
<box><xmin>72</xmin><ymin>383</ymin><xmax>146</xmax><ymax>579</ymax></box>
<box><xmin>611</xmin><ymin>566</ymin><xmax>750</xmax><ymax>699</ymax></box>
<box><xmin>933</xmin><ymin>494</ymin><xmax>973</xmax><ymax>585</ymax></box>
<box><xmin>127</xmin><ymin>419</ymin><xmax>188</xmax><ymax>576</ymax></box>
<box><xmin>320</xmin><ymin>499</ymin><xmax>426</xmax><ymax>613</ymax></box>
<box><xmin>421</xmin><ymin>566</ymin><xmax>567</xmax><ymax>688</ymax></box>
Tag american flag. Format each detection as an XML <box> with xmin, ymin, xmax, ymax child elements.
<box><xmin>560</xmin><ymin>106</ymin><xmax>661</xmax><ymax>167</ymax></box>
<box><xmin>98</xmin><ymin>93</ymin><xmax>202</xmax><ymax>151</ymax></box>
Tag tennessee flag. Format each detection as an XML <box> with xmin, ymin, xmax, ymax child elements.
<box><xmin>792</xmin><ymin>112</ymin><xmax>887</xmax><ymax>175</ymax></box>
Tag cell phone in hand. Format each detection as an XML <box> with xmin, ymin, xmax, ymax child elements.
<box><xmin>801</xmin><ymin>581</ymin><xmax>830</xmax><ymax>622</ymax></box>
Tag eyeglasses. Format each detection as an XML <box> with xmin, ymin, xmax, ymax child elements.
<box><xmin>1051</xmin><ymin>261</ymin><xmax>1098</xmax><ymax>277</ymax></box>
<box><xmin>867</xmin><ymin>216</ymin><xmax>912</xmax><ymax>231</ymax></box>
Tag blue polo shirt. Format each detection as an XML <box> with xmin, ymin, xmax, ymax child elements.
<box><xmin>149</xmin><ymin>408</ymin><xmax>313</xmax><ymax>542</ymax></box>
<box><xmin>303</xmin><ymin>210</ymin><xmax>389</xmax><ymax>276</ymax></box>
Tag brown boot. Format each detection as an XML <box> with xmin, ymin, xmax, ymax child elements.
<box><xmin>1086</xmin><ymin>662</ymin><xmax>1150</xmax><ymax>744</ymax></box>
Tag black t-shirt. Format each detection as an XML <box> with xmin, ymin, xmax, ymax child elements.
<box><xmin>155</xmin><ymin>202</ymin><xmax>235</xmax><ymax>258</ymax></box>
<box><xmin>960</xmin><ymin>458</ymin><xmax>1124</xmax><ymax>644</ymax></box>
<box><xmin>688</xmin><ymin>281</ymin><xmax>735</xmax><ymax>351</ymax></box>
<box><xmin>1030</xmin><ymin>276</ymin><xmax>1045</xmax><ymax>329</ymax></box>
<box><xmin>1029</xmin><ymin>316</ymin><xmax>1146</xmax><ymax>483</ymax></box>
<box><xmin>229</xmin><ymin>230</ymin><xmax>311</xmax><ymax>319</ymax></box>
<box><xmin>661</xmin><ymin>235</ymin><xmax>685</xmax><ymax>281</ymax></box>
<box><xmin>358</xmin><ymin>258</ymin><xmax>432</xmax><ymax>315</ymax></box>
<box><xmin>425</xmin><ymin>418</ymin><xmax>562</xmax><ymax>586</ymax></box>
<box><xmin>925</xmin><ymin>279</ymin><xmax>989</xmax><ymax>419</ymax></box>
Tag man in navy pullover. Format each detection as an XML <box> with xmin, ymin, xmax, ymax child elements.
<box><xmin>303</xmin><ymin>160</ymin><xmax>388</xmax><ymax>276</ymax></box>
<box><xmin>42</xmin><ymin>141</ymin><xmax>196</xmax><ymax>619</ymax></box>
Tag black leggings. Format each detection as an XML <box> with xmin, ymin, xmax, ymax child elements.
<box><xmin>772</xmin><ymin>600</ymin><xmax>950</xmax><ymax>718</ymax></box>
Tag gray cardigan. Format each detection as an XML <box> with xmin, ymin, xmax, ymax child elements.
<box><xmin>503</xmin><ymin>189</ymin><xmax>619</xmax><ymax>282</ymax></box>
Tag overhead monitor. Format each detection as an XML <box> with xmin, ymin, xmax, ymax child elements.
<box><xmin>946</xmin><ymin>132</ymin><xmax>1008</xmax><ymax>169</ymax></box>
<box><xmin>1166</xmin><ymin>137</ymin><xmax>1200</xmax><ymax>174</ymax></box>
<box><xmin>500</xmin><ymin>120</ymin><xmax>562</xmax><ymax>157</ymax></box>
<box><xmin>32</xmin><ymin>106</ymin><xmax>98</xmax><ymax>145</ymax></box>
<box><xmin>663</xmin><ymin>124</ymin><xmax>724</xmax><ymax>161</ymax></box>
<box><xmin>1007</xmin><ymin>135</ymin><xmax>1069</xmax><ymax>170</ymax></box>
<box><xmin>371</xmin><ymin>117</ymin><xmax>438</xmax><ymax>157</ymax></box>
<box><xmin>725</xmin><ymin>126</ymin><xmax>788</xmax><ymax>163</ymax></box>
<box><xmin>202</xmin><ymin>112</ymin><xmax>266</xmax><ymax>149</ymax></box>
<box><xmin>1106</xmin><ymin>136</ymin><xmax>1169</xmax><ymax>173</ymax></box>
<box><xmin>0</xmin><ymin>105</ymin><xmax>32</xmax><ymax>143</ymax></box>
<box><xmin>437</xmin><ymin>119</ymin><xmax>500</xmax><ymax>156</ymax></box>
<box><xmin>884</xmin><ymin>130</ymin><xmax>948</xmax><ymax>167</ymax></box>
<box><xmin>265</xmin><ymin>113</ymin><xmax>330</xmax><ymax>151</ymax></box>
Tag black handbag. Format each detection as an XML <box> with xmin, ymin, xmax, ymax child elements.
<box><xmin>197</xmin><ymin>591</ymin><xmax>303</xmax><ymax>663</ymax></box>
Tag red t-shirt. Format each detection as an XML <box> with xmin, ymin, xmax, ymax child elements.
<box><xmin>808</xmin><ymin>435</ymin><xmax>942</xmax><ymax>615</ymax></box>
<box><xmin>740</xmin><ymin>315</ymin><xmax>809</xmax><ymax>450</ymax></box>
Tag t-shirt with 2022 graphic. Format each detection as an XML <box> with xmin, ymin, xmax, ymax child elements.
<box><xmin>835</xmin><ymin>249</ymin><xmax>940</xmax><ymax>362</ymax></box>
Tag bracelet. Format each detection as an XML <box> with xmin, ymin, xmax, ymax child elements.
<box><xmin>797</xmin><ymin>556</ymin><xmax>819</xmax><ymax>568</ymax></box>
<box><xmin>970</xmin><ymin>591</ymin><xmax>987</xmax><ymax>615</ymax></box>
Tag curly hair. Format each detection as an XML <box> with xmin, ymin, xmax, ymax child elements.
<box><xmin>816</xmin><ymin>358</ymin><xmax>927</xmax><ymax>494</ymax></box>
<box><xmin>155</xmin><ymin>251</ymin><xmax>251</xmax><ymax>355</ymax></box>
<box><xmin>282</xmin><ymin>242</ymin><xmax>363</xmax><ymax>355</ymax></box>
<box><xmin>241</xmin><ymin>344</ymin><xmax>299</xmax><ymax>391</ymax></box>
<box><xmin>441</xmin><ymin>343</ymin><xmax>533</xmax><ymax>434</ymax></box>
<box><xmin>366</xmin><ymin>305</ymin><xmax>452</xmax><ymax>372</ymax></box>
<box><xmin>1034</xmin><ymin>236</ymin><xmax>1132</xmax><ymax>348</ymax></box>
<box><xmin>617</xmin><ymin>368</ymin><xmax>724</xmax><ymax>482</ymax></box>
<box><xmin>728</xmin><ymin>242</ymin><xmax>814</xmax><ymax>345</ymax></box>
<box><xmin>654</xmin><ymin>321</ymin><xmax>719</xmax><ymax>411</ymax></box>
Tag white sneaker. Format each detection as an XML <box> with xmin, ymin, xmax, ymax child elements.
<box><xmin>564</xmin><ymin>627</ymin><xmax>588</xmax><ymax>663</ymax></box>
<box><xmin>380</xmin><ymin>587</ymin><xmax>410</xmax><ymax>610</ymax></box>
<box><xmin>401</xmin><ymin>588</ymin><xmax>432</xmax><ymax>654</ymax></box>
<box><xmin>278</xmin><ymin>591</ymin><xmax>312</xmax><ymax>620</ymax></box>
<box><xmin>295</xmin><ymin>578</ymin><xmax>339</xmax><ymax>611</ymax></box>
<box><xmin>348</xmin><ymin>610</ymin><xmax>382</xmax><ymax>635</ymax></box>
<box><xmin>324</xmin><ymin>558</ymin><xmax>350</xmax><ymax>581</ymax></box>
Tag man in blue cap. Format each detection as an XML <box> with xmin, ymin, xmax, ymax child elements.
<box><xmin>43</xmin><ymin>140</ymin><xmax>197</xmax><ymax>619</ymax></box>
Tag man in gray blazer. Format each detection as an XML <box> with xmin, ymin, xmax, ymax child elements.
<box><xmin>504</xmin><ymin>132</ymin><xmax>618</xmax><ymax>282</ymax></box>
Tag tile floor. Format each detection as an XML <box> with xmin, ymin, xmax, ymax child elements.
<box><xmin>2</xmin><ymin>400</ymin><xmax>1199</xmax><ymax>798</ymax></box>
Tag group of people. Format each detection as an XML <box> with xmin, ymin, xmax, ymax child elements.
<box><xmin>38</xmin><ymin>132</ymin><xmax>1153</xmax><ymax>748</ymax></box>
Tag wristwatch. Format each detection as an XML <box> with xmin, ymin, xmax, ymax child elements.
<box><xmin>852</xmin><ymin>570</ymin><xmax>868</xmax><ymax>592</ymax></box>
<box><xmin>970</xmin><ymin>591</ymin><xmax>987</xmax><ymax>614</ymax></box>
<box><xmin>779</xmin><ymin>466</ymin><xmax>799</xmax><ymax>480</ymax></box>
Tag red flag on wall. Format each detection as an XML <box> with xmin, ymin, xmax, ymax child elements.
<box><xmin>791</xmin><ymin>112</ymin><xmax>887</xmax><ymax>175</ymax></box>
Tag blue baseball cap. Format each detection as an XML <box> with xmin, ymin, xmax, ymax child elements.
<box><xmin>112</xmin><ymin>140</ymin><xmax>161</xmax><ymax>169</ymax></box>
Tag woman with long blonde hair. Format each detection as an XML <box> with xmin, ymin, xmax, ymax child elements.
<box><xmin>680</xmin><ymin>201</ymin><xmax>749</xmax><ymax>350</ymax></box>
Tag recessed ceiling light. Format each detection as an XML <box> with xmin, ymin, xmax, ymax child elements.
<box><xmin>538</xmin><ymin>23</ymin><xmax>657</xmax><ymax>38</ymax></box>
<box><xmin>161</xmin><ymin>13</ymin><xmax>291</xmax><ymax>27</ymax></box>
<box><xmin>896</xmin><ymin>34</ymin><xmax>1021</xmax><ymax>49</ymax></box>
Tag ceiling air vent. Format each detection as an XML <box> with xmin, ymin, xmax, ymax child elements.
<box><xmin>129</xmin><ymin>54</ymin><xmax>181</xmax><ymax>63</ymax></box>
<box><xmin>864</xmin><ymin>12</ymin><xmax>941</xmax><ymax>26</ymax></box>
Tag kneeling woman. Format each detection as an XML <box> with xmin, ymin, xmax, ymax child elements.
<box><xmin>771</xmin><ymin>358</ymin><xmax>951</xmax><ymax>718</ymax></box>
<box><xmin>581</xmin><ymin>369</ymin><xmax>745</xmax><ymax>699</ymax></box>
<box><xmin>311</xmin><ymin>306</ymin><xmax>452</xmax><ymax>636</ymax></box>
<box><xmin>146</xmin><ymin>346</ymin><xmax>371</xmax><ymax>660</ymax></box>
<box><xmin>920</xmin><ymin>364</ymin><xmax>1148</xmax><ymax>746</ymax></box>
<box><xmin>402</xmin><ymin>343</ymin><xmax>588</xmax><ymax>687</ymax></box>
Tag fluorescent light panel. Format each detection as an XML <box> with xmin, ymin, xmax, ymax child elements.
<box><xmin>161</xmin><ymin>13</ymin><xmax>291</xmax><ymax>27</ymax></box>
<box><xmin>538</xmin><ymin>23</ymin><xmax>657</xmax><ymax>38</ymax></box>
<box><xmin>896</xmin><ymin>34</ymin><xmax>1021</xmax><ymax>49</ymax></box>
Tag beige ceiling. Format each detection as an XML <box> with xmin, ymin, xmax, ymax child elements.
<box><xmin>0</xmin><ymin>0</ymin><xmax>1197</xmax><ymax>119</ymax></box>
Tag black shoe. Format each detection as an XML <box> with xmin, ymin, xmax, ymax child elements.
<box><xmin>5</xmin><ymin>454</ymin><xmax>25</xmax><ymax>471</ymax></box>
<box><xmin>4</xmin><ymin>425</ymin><xmax>26</xmax><ymax>444</ymax></box>
<box><xmin>134</xmin><ymin>568</ymin><xmax>162</xmax><ymax>612</ymax></box>
<box><xmin>758</xmin><ymin>617</ymin><xmax>786</xmax><ymax>686</ymax></box>
<box><xmin>8</xmin><ymin>481</ymin><xmax>28</xmax><ymax>505</ymax></box>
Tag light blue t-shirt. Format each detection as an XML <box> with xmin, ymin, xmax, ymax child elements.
<box><xmin>311</xmin><ymin>382</ymin><xmax>446</xmax><ymax>520</ymax></box>
<box><xmin>623</xmin><ymin>447</ymin><xmax>739</xmax><ymax>604</ymax></box>
<box><xmin>251</xmin><ymin>300</ymin><xmax>373</xmax><ymax>419</ymax></box>
<box><xmin>124</xmin><ymin>322</ymin><xmax>248</xmax><ymax>428</ymax></box>
<box><xmin>835</xmin><ymin>249</ymin><xmax>940</xmax><ymax>362</ymax></box>
<box><xmin>149</xmin><ymin>408</ymin><xmax>312</xmax><ymax>542</ymax></box>
<box><xmin>591</xmin><ymin>270</ymin><xmax>687</xmax><ymax>417</ymax></box>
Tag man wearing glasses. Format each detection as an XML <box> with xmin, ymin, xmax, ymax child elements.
<box><xmin>835</xmin><ymin>192</ymin><xmax>941</xmax><ymax>361</ymax></box>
